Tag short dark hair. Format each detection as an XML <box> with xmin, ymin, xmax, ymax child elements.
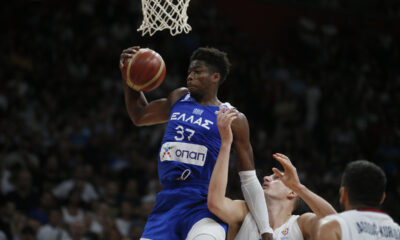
<box><xmin>341</xmin><ymin>160</ymin><xmax>386</xmax><ymax>208</ymax></box>
<box><xmin>190</xmin><ymin>47</ymin><xmax>231</xmax><ymax>85</ymax></box>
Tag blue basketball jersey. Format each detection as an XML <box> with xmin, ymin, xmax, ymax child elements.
<box><xmin>141</xmin><ymin>92</ymin><xmax>231</xmax><ymax>240</ymax></box>
<box><xmin>158</xmin><ymin>92</ymin><xmax>228</xmax><ymax>187</ymax></box>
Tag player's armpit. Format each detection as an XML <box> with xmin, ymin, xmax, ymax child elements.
<box><xmin>208</xmin><ymin>198</ymin><xmax>247</xmax><ymax>227</ymax></box>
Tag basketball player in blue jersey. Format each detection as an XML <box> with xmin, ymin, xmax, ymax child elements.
<box><xmin>119</xmin><ymin>46</ymin><xmax>273</xmax><ymax>240</ymax></box>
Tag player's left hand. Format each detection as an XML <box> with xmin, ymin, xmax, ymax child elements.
<box><xmin>119</xmin><ymin>46</ymin><xmax>140</xmax><ymax>72</ymax></box>
<box><xmin>217</xmin><ymin>107</ymin><xmax>237</xmax><ymax>145</ymax></box>
<box><xmin>272</xmin><ymin>153</ymin><xmax>302</xmax><ymax>191</ymax></box>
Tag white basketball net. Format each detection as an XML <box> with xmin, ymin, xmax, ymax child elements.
<box><xmin>137</xmin><ymin>0</ymin><xmax>192</xmax><ymax>36</ymax></box>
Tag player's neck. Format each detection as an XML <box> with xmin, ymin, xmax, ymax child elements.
<box><xmin>347</xmin><ymin>203</ymin><xmax>381</xmax><ymax>212</ymax></box>
<box><xmin>267</xmin><ymin>198</ymin><xmax>292</xmax><ymax>230</ymax></box>
<box><xmin>192</xmin><ymin>93</ymin><xmax>220</xmax><ymax>106</ymax></box>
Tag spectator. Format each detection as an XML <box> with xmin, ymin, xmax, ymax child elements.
<box><xmin>115</xmin><ymin>201</ymin><xmax>134</xmax><ymax>238</ymax></box>
<box><xmin>5</xmin><ymin>169</ymin><xmax>39</xmax><ymax>214</ymax></box>
<box><xmin>88</xmin><ymin>202</ymin><xmax>112</xmax><ymax>237</ymax></box>
<box><xmin>36</xmin><ymin>209</ymin><xmax>70</xmax><ymax>240</ymax></box>
<box><xmin>52</xmin><ymin>164</ymin><xmax>99</xmax><ymax>204</ymax></box>
<box><xmin>61</xmin><ymin>188</ymin><xmax>86</xmax><ymax>226</ymax></box>
<box><xmin>68</xmin><ymin>221</ymin><xmax>88</xmax><ymax>240</ymax></box>
<box><xmin>98</xmin><ymin>180</ymin><xmax>120</xmax><ymax>218</ymax></box>
<box><xmin>28</xmin><ymin>191</ymin><xmax>57</xmax><ymax>225</ymax></box>
<box><xmin>17</xmin><ymin>226</ymin><xmax>35</xmax><ymax>240</ymax></box>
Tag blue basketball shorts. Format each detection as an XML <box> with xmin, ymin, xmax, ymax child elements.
<box><xmin>140</xmin><ymin>183</ymin><xmax>227</xmax><ymax>240</ymax></box>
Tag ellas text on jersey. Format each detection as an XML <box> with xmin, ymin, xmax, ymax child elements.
<box><xmin>170</xmin><ymin>112</ymin><xmax>214</xmax><ymax>130</ymax></box>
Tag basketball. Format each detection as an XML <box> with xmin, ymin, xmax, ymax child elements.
<box><xmin>122</xmin><ymin>48</ymin><xmax>166</xmax><ymax>92</ymax></box>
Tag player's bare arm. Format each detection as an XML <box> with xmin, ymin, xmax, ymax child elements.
<box><xmin>272</xmin><ymin>153</ymin><xmax>337</xmax><ymax>218</ymax></box>
<box><xmin>231</xmin><ymin>112</ymin><xmax>254</xmax><ymax>171</ymax></box>
<box><xmin>119</xmin><ymin>46</ymin><xmax>188</xmax><ymax>126</ymax></box>
<box><xmin>231</xmin><ymin>113</ymin><xmax>273</xmax><ymax>240</ymax></box>
<box><xmin>208</xmin><ymin>108</ymin><xmax>248</xmax><ymax>238</ymax></box>
<box><xmin>272</xmin><ymin>153</ymin><xmax>337</xmax><ymax>239</ymax></box>
<box><xmin>313</xmin><ymin>218</ymin><xmax>341</xmax><ymax>240</ymax></box>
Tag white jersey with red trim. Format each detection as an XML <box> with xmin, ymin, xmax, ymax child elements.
<box><xmin>234</xmin><ymin>213</ymin><xmax>303</xmax><ymax>240</ymax></box>
<box><xmin>322</xmin><ymin>209</ymin><xmax>400</xmax><ymax>240</ymax></box>
<box><xmin>273</xmin><ymin>215</ymin><xmax>304</xmax><ymax>240</ymax></box>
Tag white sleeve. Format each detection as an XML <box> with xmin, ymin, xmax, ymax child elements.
<box><xmin>239</xmin><ymin>170</ymin><xmax>273</xmax><ymax>235</ymax></box>
<box><xmin>36</xmin><ymin>227</ymin><xmax>45</xmax><ymax>240</ymax></box>
<box><xmin>82</xmin><ymin>183</ymin><xmax>99</xmax><ymax>203</ymax></box>
<box><xmin>52</xmin><ymin>180</ymin><xmax>74</xmax><ymax>199</ymax></box>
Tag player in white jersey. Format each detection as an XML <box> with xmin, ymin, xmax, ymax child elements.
<box><xmin>314</xmin><ymin>160</ymin><xmax>400</xmax><ymax>240</ymax></box>
<box><xmin>208</xmin><ymin>108</ymin><xmax>337</xmax><ymax>240</ymax></box>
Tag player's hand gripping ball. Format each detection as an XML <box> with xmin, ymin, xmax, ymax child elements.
<box><xmin>121</xmin><ymin>47</ymin><xmax>166</xmax><ymax>92</ymax></box>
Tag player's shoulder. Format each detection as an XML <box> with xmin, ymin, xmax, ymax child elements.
<box><xmin>298</xmin><ymin>212</ymin><xmax>317</xmax><ymax>223</ymax></box>
<box><xmin>170</xmin><ymin>87</ymin><xmax>189</xmax><ymax>98</ymax></box>
<box><xmin>318</xmin><ymin>215</ymin><xmax>341</xmax><ymax>232</ymax></box>
<box><xmin>235</xmin><ymin>110</ymin><xmax>247</xmax><ymax>120</ymax></box>
<box><xmin>315</xmin><ymin>217</ymin><xmax>341</xmax><ymax>239</ymax></box>
<box><xmin>168</xmin><ymin>87</ymin><xmax>189</xmax><ymax>105</ymax></box>
<box><xmin>230</xmin><ymin>108</ymin><xmax>248</xmax><ymax>128</ymax></box>
<box><xmin>297</xmin><ymin>212</ymin><xmax>318</xmax><ymax>235</ymax></box>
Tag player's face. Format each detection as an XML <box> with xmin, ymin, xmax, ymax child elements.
<box><xmin>262</xmin><ymin>174</ymin><xmax>292</xmax><ymax>200</ymax></box>
<box><xmin>187</xmin><ymin>60</ymin><xmax>214</xmax><ymax>95</ymax></box>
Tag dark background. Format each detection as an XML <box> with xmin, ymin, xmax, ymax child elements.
<box><xmin>1</xmin><ymin>0</ymin><xmax>399</xmax><ymax>239</ymax></box>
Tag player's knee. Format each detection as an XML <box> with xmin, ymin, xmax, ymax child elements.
<box><xmin>191</xmin><ymin>234</ymin><xmax>217</xmax><ymax>240</ymax></box>
<box><xmin>186</xmin><ymin>218</ymin><xmax>225</xmax><ymax>240</ymax></box>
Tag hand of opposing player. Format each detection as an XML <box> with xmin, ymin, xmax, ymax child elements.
<box><xmin>119</xmin><ymin>46</ymin><xmax>140</xmax><ymax>72</ymax></box>
<box><xmin>272</xmin><ymin>153</ymin><xmax>302</xmax><ymax>191</ymax></box>
<box><xmin>217</xmin><ymin>107</ymin><xmax>237</xmax><ymax>145</ymax></box>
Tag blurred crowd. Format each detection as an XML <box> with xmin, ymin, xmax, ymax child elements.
<box><xmin>1</xmin><ymin>0</ymin><xmax>399</xmax><ymax>239</ymax></box>
<box><xmin>262</xmin><ymin>0</ymin><xmax>400</xmax><ymax>17</ymax></box>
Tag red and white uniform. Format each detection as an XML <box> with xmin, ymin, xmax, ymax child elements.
<box><xmin>234</xmin><ymin>214</ymin><xmax>303</xmax><ymax>240</ymax></box>
<box><xmin>322</xmin><ymin>209</ymin><xmax>400</xmax><ymax>240</ymax></box>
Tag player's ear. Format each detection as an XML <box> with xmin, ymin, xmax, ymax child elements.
<box><xmin>339</xmin><ymin>187</ymin><xmax>347</xmax><ymax>205</ymax></box>
<box><xmin>379</xmin><ymin>192</ymin><xmax>386</xmax><ymax>205</ymax></box>
<box><xmin>211</xmin><ymin>72</ymin><xmax>220</xmax><ymax>84</ymax></box>
<box><xmin>287</xmin><ymin>191</ymin><xmax>297</xmax><ymax>200</ymax></box>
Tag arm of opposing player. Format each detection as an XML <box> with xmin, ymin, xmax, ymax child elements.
<box><xmin>207</xmin><ymin>142</ymin><xmax>247</xmax><ymax>225</ymax></box>
<box><xmin>208</xmin><ymin>109</ymin><xmax>247</xmax><ymax>226</ymax></box>
<box><xmin>272</xmin><ymin>153</ymin><xmax>337</xmax><ymax>218</ymax></box>
<box><xmin>232</xmin><ymin>113</ymin><xmax>273</xmax><ymax>238</ymax></box>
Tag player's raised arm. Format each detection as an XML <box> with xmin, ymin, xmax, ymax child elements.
<box><xmin>272</xmin><ymin>153</ymin><xmax>337</xmax><ymax>217</ymax></box>
<box><xmin>119</xmin><ymin>46</ymin><xmax>188</xmax><ymax>126</ymax></box>
<box><xmin>272</xmin><ymin>153</ymin><xmax>337</xmax><ymax>239</ymax></box>
<box><xmin>231</xmin><ymin>113</ymin><xmax>273</xmax><ymax>240</ymax></box>
<box><xmin>208</xmin><ymin>108</ymin><xmax>247</xmax><ymax>227</ymax></box>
